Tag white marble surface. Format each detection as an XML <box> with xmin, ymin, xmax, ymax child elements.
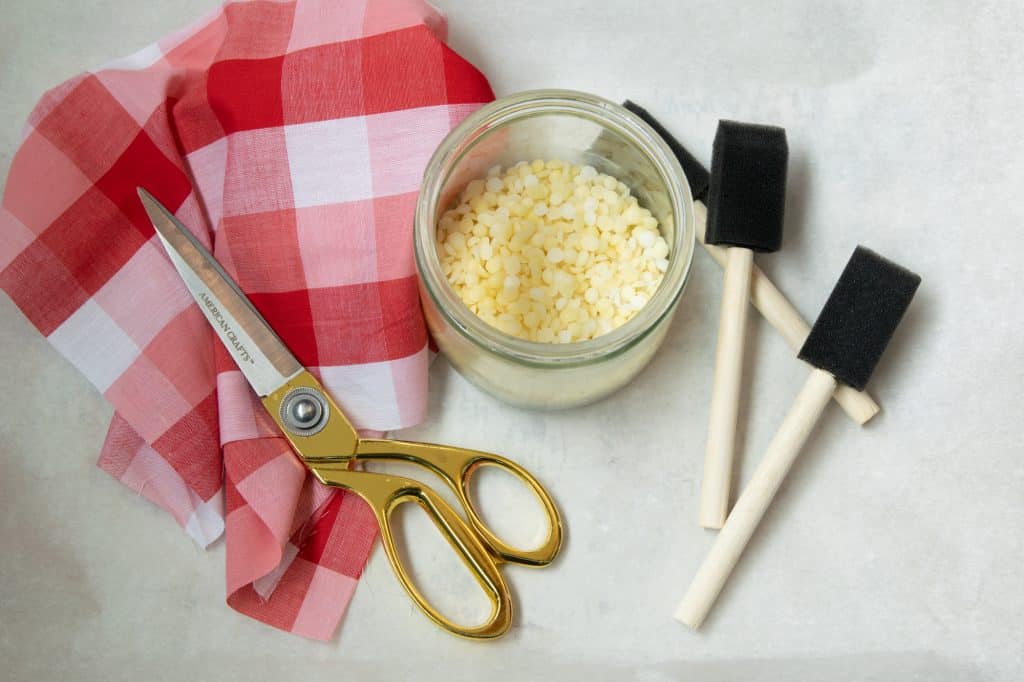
<box><xmin>2</xmin><ymin>1</ymin><xmax>1022</xmax><ymax>680</ymax></box>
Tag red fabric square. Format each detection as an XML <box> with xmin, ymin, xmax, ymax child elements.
<box><xmin>0</xmin><ymin>240</ymin><xmax>89</xmax><ymax>336</ymax></box>
<box><xmin>220</xmin><ymin>208</ymin><xmax>306</xmax><ymax>294</ymax></box>
<box><xmin>226</xmin><ymin>437</ymin><xmax>295</xmax><ymax>488</ymax></box>
<box><xmin>33</xmin><ymin>75</ymin><xmax>141</xmax><ymax>181</ymax></box>
<box><xmin>38</xmin><ymin>188</ymin><xmax>146</xmax><ymax>296</ymax></box>
<box><xmin>281</xmin><ymin>41</ymin><xmax>365</xmax><ymax>125</ymax></box>
<box><xmin>308</xmin><ymin>282</ymin><xmax>382</xmax><ymax>365</ymax></box>
<box><xmin>377</xmin><ymin>275</ymin><xmax>427</xmax><ymax>360</ymax></box>
<box><xmin>96</xmin><ymin>130</ymin><xmax>192</xmax><ymax>236</ymax></box>
<box><xmin>224</xmin><ymin>469</ymin><xmax>246</xmax><ymax>516</ymax></box>
<box><xmin>151</xmin><ymin>391</ymin><xmax>222</xmax><ymax>500</ymax></box>
<box><xmin>442</xmin><ymin>42</ymin><xmax>495</xmax><ymax>104</ymax></box>
<box><xmin>307</xmin><ymin>276</ymin><xmax>424</xmax><ymax>365</ymax></box>
<box><xmin>302</xmin><ymin>490</ymin><xmax>377</xmax><ymax>577</ymax></box>
<box><xmin>226</xmin><ymin>557</ymin><xmax>315</xmax><ymax>632</ymax></box>
<box><xmin>296</xmin><ymin>491</ymin><xmax>343</xmax><ymax>563</ymax></box>
<box><xmin>360</xmin><ymin>26</ymin><xmax>446</xmax><ymax>114</ymax></box>
<box><xmin>247</xmin><ymin>289</ymin><xmax>319</xmax><ymax>367</ymax></box>
<box><xmin>97</xmin><ymin>412</ymin><xmax>144</xmax><ymax>480</ymax></box>
<box><xmin>208</xmin><ymin>57</ymin><xmax>286</xmax><ymax>134</ymax></box>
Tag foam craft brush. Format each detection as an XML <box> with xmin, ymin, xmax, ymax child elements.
<box><xmin>698</xmin><ymin>120</ymin><xmax>789</xmax><ymax>529</ymax></box>
<box><xmin>622</xmin><ymin>102</ymin><xmax>881</xmax><ymax>426</ymax></box>
<box><xmin>675</xmin><ymin>246</ymin><xmax>921</xmax><ymax>630</ymax></box>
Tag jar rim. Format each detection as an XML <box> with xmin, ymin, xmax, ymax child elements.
<box><xmin>414</xmin><ymin>89</ymin><xmax>696</xmax><ymax>368</ymax></box>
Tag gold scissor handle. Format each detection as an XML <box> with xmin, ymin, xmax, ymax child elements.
<box><xmin>354</xmin><ymin>439</ymin><xmax>563</xmax><ymax>567</ymax></box>
<box><xmin>308</xmin><ymin>463</ymin><xmax>512</xmax><ymax>639</ymax></box>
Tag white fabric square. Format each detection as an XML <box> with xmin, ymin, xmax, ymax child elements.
<box><xmin>366</xmin><ymin>104</ymin><xmax>453</xmax><ymax>197</ymax></box>
<box><xmin>0</xmin><ymin>208</ymin><xmax>34</xmax><ymax>271</ymax></box>
<box><xmin>185</xmin><ymin>488</ymin><xmax>225</xmax><ymax>548</ymax></box>
<box><xmin>284</xmin><ymin>117</ymin><xmax>373</xmax><ymax>207</ymax></box>
<box><xmin>94</xmin><ymin>239</ymin><xmax>193</xmax><ymax>348</ymax></box>
<box><xmin>48</xmin><ymin>299</ymin><xmax>140</xmax><ymax>392</ymax></box>
<box><xmin>317</xmin><ymin>360</ymin><xmax>401</xmax><ymax>431</ymax></box>
<box><xmin>98</xmin><ymin>43</ymin><xmax>165</xmax><ymax>71</ymax></box>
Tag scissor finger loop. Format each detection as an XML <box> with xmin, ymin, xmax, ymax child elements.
<box><xmin>311</xmin><ymin>462</ymin><xmax>513</xmax><ymax>639</ymax></box>
<box><xmin>356</xmin><ymin>439</ymin><xmax>563</xmax><ymax>566</ymax></box>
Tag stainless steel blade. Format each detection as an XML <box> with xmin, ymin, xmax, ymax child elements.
<box><xmin>138</xmin><ymin>188</ymin><xmax>303</xmax><ymax>397</ymax></box>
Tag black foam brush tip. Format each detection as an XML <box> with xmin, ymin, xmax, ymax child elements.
<box><xmin>705</xmin><ymin>120</ymin><xmax>788</xmax><ymax>252</ymax></box>
<box><xmin>623</xmin><ymin>100</ymin><xmax>710</xmax><ymax>201</ymax></box>
<box><xmin>798</xmin><ymin>247</ymin><xmax>921</xmax><ymax>391</ymax></box>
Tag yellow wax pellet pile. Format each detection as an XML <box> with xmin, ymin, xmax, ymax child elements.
<box><xmin>437</xmin><ymin>159</ymin><xmax>670</xmax><ymax>343</ymax></box>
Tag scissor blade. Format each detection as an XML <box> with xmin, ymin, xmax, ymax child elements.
<box><xmin>138</xmin><ymin>188</ymin><xmax>303</xmax><ymax>397</ymax></box>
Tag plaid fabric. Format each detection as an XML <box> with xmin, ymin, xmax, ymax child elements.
<box><xmin>0</xmin><ymin>0</ymin><xmax>493</xmax><ymax>640</ymax></box>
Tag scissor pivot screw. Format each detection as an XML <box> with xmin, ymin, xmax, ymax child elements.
<box><xmin>280</xmin><ymin>387</ymin><xmax>329</xmax><ymax>436</ymax></box>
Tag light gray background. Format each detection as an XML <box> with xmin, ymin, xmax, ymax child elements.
<box><xmin>2</xmin><ymin>1</ymin><xmax>1022</xmax><ymax>680</ymax></box>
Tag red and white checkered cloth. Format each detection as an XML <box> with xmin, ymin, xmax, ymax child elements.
<box><xmin>0</xmin><ymin>0</ymin><xmax>493</xmax><ymax>640</ymax></box>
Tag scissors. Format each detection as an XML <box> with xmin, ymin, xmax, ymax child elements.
<box><xmin>138</xmin><ymin>189</ymin><xmax>562</xmax><ymax>639</ymax></box>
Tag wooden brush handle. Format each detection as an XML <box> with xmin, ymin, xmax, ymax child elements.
<box><xmin>677</xmin><ymin>368</ymin><xmax>838</xmax><ymax>630</ymax></box>
<box><xmin>699</xmin><ymin>246</ymin><xmax>754</xmax><ymax>529</ymax></box>
<box><xmin>693</xmin><ymin>201</ymin><xmax>879</xmax><ymax>425</ymax></box>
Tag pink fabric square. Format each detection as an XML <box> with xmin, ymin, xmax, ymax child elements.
<box><xmin>120</xmin><ymin>444</ymin><xmax>194</xmax><ymax>526</ymax></box>
<box><xmin>215</xmin><ymin>1</ymin><xmax>297</xmax><ymax>61</ymax></box>
<box><xmin>142</xmin><ymin>308</ymin><xmax>216</xmax><ymax>406</ymax></box>
<box><xmin>159</xmin><ymin>7</ymin><xmax>228</xmax><ymax>67</ymax></box>
<box><xmin>94</xmin><ymin>66</ymin><xmax>173</xmax><ymax>127</ymax></box>
<box><xmin>94</xmin><ymin>239</ymin><xmax>192</xmax><ymax>348</ymax></box>
<box><xmin>172</xmin><ymin>193</ymin><xmax>212</xmax><ymax>245</ymax></box>
<box><xmin>216</xmin><ymin>371</ymin><xmax>267</xmax><ymax>445</ymax></box>
<box><xmin>222</xmin><ymin>127</ymin><xmax>295</xmax><ymax>217</ymax></box>
<box><xmin>185</xmin><ymin>138</ymin><xmax>228</xmax><ymax>231</ymax></box>
<box><xmin>287</xmin><ymin>0</ymin><xmax>368</xmax><ymax>52</ymax></box>
<box><xmin>220</xmin><ymin>208</ymin><xmax>307</xmax><ymax>294</ymax></box>
<box><xmin>448</xmin><ymin>102</ymin><xmax>484</xmax><ymax>128</ymax></box>
<box><xmin>225</xmin><ymin>503</ymin><xmax>282</xmax><ymax>595</ymax></box>
<box><xmin>3</xmin><ymin>130</ymin><xmax>93</xmax><ymax>233</ymax></box>
<box><xmin>104</xmin><ymin>354</ymin><xmax>193</xmax><ymax>443</ymax></box>
<box><xmin>362</xmin><ymin>0</ymin><xmax>447</xmax><ymax>40</ymax></box>
<box><xmin>295</xmin><ymin>201</ymin><xmax>378</xmax><ymax>288</ymax></box>
<box><xmin>366</xmin><ymin>104</ymin><xmax>452</xmax><ymax>197</ymax></box>
<box><xmin>289</xmin><ymin>566</ymin><xmax>359</xmax><ymax>640</ymax></box>
<box><xmin>34</xmin><ymin>76</ymin><xmax>141</xmax><ymax>182</ymax></box>
<box><xmin>234</xmin><ymin>453</ymin><xmax>309</xmax><ymax>543</ymax></box>
<box><xmin>372</xmin><ymin>192</ymin><xmax>418</xmax><ymax>281</ymax></box>
<box><xmin>0</xmin><ymin>209</ymin><xmax>35</xmax><ymax>272</ymax></box>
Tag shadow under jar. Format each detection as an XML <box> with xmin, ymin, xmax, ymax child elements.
<box><xmin>415</xmin><ymin>90</ymin><xmax>695</xmax><ymax>409</ymax></box>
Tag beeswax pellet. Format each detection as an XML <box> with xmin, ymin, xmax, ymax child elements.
<box><xmin>437</xmin><ymin>160</ymin><xmax>670</xmax><ymax>343</ymax></box>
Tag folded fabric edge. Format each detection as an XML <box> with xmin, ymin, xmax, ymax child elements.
<box><xmin>98</xmin><ymin>415</ymin><xmax>225</xmax><ymax>548</ymax></box>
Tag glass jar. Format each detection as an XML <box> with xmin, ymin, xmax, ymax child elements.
<box><xmin>414</xmin><ymin>90</ymin><xmax>695</xmax><ymax>408</ymax></box>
